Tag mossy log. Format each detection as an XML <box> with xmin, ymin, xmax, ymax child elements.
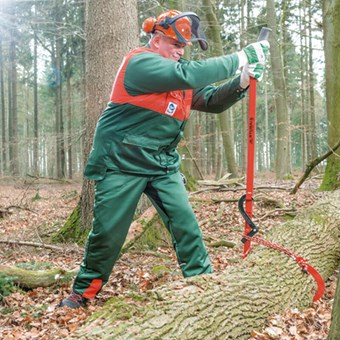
<box><xmin>74</xmin><ymin>191</ymin><xmax>340</xmax><ymax>339</ymax></box>
<box><xmin>0</xmin><ymin>265</ymin><xmax>74</xmax><ymax>289</ymax></box>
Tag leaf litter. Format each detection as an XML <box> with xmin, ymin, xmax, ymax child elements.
<box><xmin>0</xmin><ymin>176</ymin><xmax>336</xmax><ymax>339</ymax></box>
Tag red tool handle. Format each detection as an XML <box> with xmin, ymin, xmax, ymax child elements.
<box><xmin>243</xmin><ymin>77</ymin><xmax>257</xmax><ymax>258</ymax></box>
<box><xmin>243</xmin><ymin>28</ymin><xmax>271</xmax><ymax>258</ymax></box>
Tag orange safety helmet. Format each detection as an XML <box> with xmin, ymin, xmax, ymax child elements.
<box><xmin>143</xmin><ymin>10</ymin><xmax>208</xmax><ymax>50</ymax></box>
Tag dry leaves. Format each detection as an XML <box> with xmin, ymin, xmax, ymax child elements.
<box><xmin>0</xmin><ymin>177</ymin><xmax>335</xmax><ymax>339</ymax></box>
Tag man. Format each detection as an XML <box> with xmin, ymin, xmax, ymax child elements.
<box><xmin>60</xmin><ymin>10</ymin><xmax>269</xmax><ymax>309</ymax></box>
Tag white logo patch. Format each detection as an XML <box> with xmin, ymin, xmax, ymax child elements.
<box><xmin>165</xmin><ymin>102</ymin><xmax>177</xmax><ymax>116</ymax></box>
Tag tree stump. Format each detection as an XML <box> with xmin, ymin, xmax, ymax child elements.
<box><xmin>74</xmin><ymin>191</ymin><xmax>340</xmax><ymax>339</ymax></box>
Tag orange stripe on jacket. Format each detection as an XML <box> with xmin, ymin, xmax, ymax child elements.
<box><xmin>110</xmin><ymin>48</ymin><xmax>192</xmax><ymax>122</ymax></box>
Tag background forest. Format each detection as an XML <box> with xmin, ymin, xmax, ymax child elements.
<box><xmin>0</xmin><ymin>0</ymin><xmax>328</xmax><ymax>181</ymax></box>
<box><xmin>0</xmin><ymin>0</ymin><xmax>340</xmax><ymax>339</ymax></box>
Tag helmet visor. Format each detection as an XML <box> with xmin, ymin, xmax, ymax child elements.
<box><xmin>169</xmin><ymin>12</ymin><xmax>208</xmax><ymax>50</ymax></box>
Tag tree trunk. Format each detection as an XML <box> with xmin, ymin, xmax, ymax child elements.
<box><xmin>8</xmin><ymin>9</ymin><xmax>19</xmax><ymax>176</ymax></box>
<box><xmin>320</xmin><ymin>0</ymin><xmax>340</xmax><ymax>191</ymax></box>
<box><xmin>0</xmin><ymin>37</ymin><xmax>6</xmax><ymax>175</ymax></box>
<box><xmin>307</xmin><ymin>0</ymin><xmax>317</xmax><ymax>161</ymax></box>
<box><xmin>267</xmin><ymin>0</ymin><xmax>290</xmax><ymax>179</ymax></box>
<box><xmin>202</xmin><ymin>0</ymin><xmax>238</xmax><ymax>178</ymax></box>
<box><xmin>56</xmin><ymin>0</ymin><xmax>139</xmax><ymax>240</ymax></box>
<box><xmin>55</xmin><ymin>0</ymin><xmax>65</xmax><ymax>179</ymax></box>
<box><xmin>78</xmin><ymin>0</ymin><xmax>139</xmax><ymax>232</ymax></box>
<box><xmin>75</xmin><ymin>191</ymin><xmax>340</xmax><ymax>339</ymax></box>
<box><xmin>328</xmin><ymin>269</ymin><xmax>340</xmax><ymax>340</ymax></box>
<box><xmin>33</xmin><ymin>28</ymin><xmax>39</xmax><ymax>177</ymax></box>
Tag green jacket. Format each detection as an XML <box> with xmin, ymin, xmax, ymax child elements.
<box><xmin>84</xmin><ymin>47</ymin><xmax>246</xmax><ymax>180</ymax></box>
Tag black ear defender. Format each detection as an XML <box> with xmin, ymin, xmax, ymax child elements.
<box><xmin>157</xmin><ymin>17</ymin><xmax>170</xmax><ymax>29</ymax></box>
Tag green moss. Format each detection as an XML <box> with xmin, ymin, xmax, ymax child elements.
<box><xmin>185</xmin><ymin>173</ymin><xmax>197</xmax><ymax>192</ymax></box>
<box><xmin>123</xmin><ymin>214</ymin><xmax>172</xmax><ymax>253</ymax></box>
<box><xmin>282</xmin><ymin>213</ymin><xmax>296</xmax><ymax>221</ymax></box>
<box><xmin>51</xmin><ymin>203</ymin><xmax>88</xmax><ymax>245</ymax></box>
<box><xmin>152</xmin><ymin>265</ymin><xmax>172</xmax><ymax>278</ymax></box>
<box><xmin>319</xmin><ymin>156</ymin><xmax>340</xmax><ymax>191</ymax></box>
<box><xmin>16</xmin><ymin>261</ymin><xmax>53</xmax><ymax>271</ymax></box>
<box><xmin>306</xmin><ymin>210</ymin><xmax>329</xmax><ymax>227</ymax></box>
<box><xmin>87</xmin><ymin>295</ymin><xmax>151</xmax><ymax>324</ymax></box>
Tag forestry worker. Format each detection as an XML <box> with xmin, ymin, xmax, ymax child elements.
<box><xmin>59</xmin><ymin>10</ymin><xmax>269</xmax><ymax>308</ymax></box>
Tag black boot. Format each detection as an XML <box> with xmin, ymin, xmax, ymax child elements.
<box><xmin>59</xmin><ymin>291</ymin><xmax>88</xmax><ymax>309</ymax></box>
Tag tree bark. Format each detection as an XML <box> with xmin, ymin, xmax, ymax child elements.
<box><xmin>202</xmin><ymin>0</ymin><xmax>238</xmax><ymax>178</ymax></box>
<box><xmin>320</xmin><ymin>0</ymin><xmax>340</xmax><ymax>191</ymax></box>
<box><xmin>267</xmin><ymin>0</ymin><xmax>291</xmax><ymax>179</ymax></box>
<box><xmin>0</xmin><ymin>36</ymin><xmax>6</xmax><ymax>175</ymax></box>
<box><xmin>58</xmin><ymin>0</ymin><xmax>139</xmax><ymax>241</ymax></box>
<box><xmin>79</xmin><ymin>0</ymin><xmax>139</xmax><ymax>232</ymax></box>
<box><xmin>75</xmin><ymin>191</ymin><xmax>340</xmax><ymax>339</ymax></box>
<box><xmin>8</xmin><ymin>4</ymin><xmax>19</xmax><ymax>176</ymax></box>
<box><xmin>328</xmin><ymin>269</ymin><xmax>340</xmax><ymax>340</ymax></box>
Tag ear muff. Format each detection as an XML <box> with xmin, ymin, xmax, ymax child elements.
<box><xmin>142</xmin><ymin>17</ymin><xmax>156</xmax><ymax>33</ymax></box>
<box><xmin>157</xmin><ymin>18</ymin><xmax>170</xmax><ymax>29</ymax></box>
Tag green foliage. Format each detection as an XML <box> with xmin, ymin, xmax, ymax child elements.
<box><xmin>15</xmin><ymin>261</ymin><xmax>53</xmax><ymax>271</ymax></box>
<box><xmin>32</xmin><ymin>191</ymin><xmax>42</xmax><ymax>201</ymax></box>
<box><xmin>0</xmin><ymin>307</ymin><xmax>16</xmax><ymax>315</ymax></box>
<box><xmin>0</xmin><ymin>273</ymin><xmax>17</xmax><ymax>301</ymax></box>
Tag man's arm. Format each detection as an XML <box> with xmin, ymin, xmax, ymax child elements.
<box><xmin>124</xmin><ymin>52</ymin><xmax>239</xmax><ymax>95</ymax></box>
<box><xmin>191</xmin><ymin>75</ymin><xmax>247</xmax><ymax>113</ymax></box>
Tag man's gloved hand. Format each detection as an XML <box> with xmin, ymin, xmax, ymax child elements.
<box><xmin>239</xmin><ymin>62</ymin><xmax>265</xmax><ymax>89</ymax></box>
<box><xmin>237</xmin><ymin>41</ymin><xmax>270</xmax><ymax>68</ymax></box>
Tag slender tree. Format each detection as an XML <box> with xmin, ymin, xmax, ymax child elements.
<box><xmin>320</xmin><ymin>1</ymin><xmax>340</xmax><ymax>190</ymax></box>
<box><xmin>0</xmin><ymin>37</ymin><xmax>6</xmax><ymax>174</ymax></box>
<box><xmin>307</xmin><ymin>0</ymin><xmax>317</xmax><ymax>160</ymax></box>
<box><xmin>33</xmin><ymin>18</ymin><xmax>39</xmax><ymax>176</ymax></box>
<box><xmin>203</xmin><ymin>0</ymin><xmax>238</xmax><ymax>178</ymax></box>
<box><xmin>8</xmin><ymin>5</ymin><xmax>19</xmax><ymax>176</ymax></box>
<box><xmin>267</xmin><ymin>0</ymin><xmax>290</xmax><ymax>179</ymax></box>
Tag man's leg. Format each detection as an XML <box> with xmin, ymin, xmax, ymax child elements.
<box><xmin>73</xmin><ymin>171</ymin><xmax>148</xmax><ymax>298</ymax></box>
<box><xmin>145</xmin><ymin>172</ymin><xmax>213</xmax><ymax>277</ymax></box>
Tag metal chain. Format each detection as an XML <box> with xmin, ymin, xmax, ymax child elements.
<box><xmin>242</xmin><ymin>235</ymin><xmax>309</xmax><ymax>272</ymax></box>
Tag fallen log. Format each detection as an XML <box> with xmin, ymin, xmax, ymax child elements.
<box><xmin>74</xmin><ymin>191</ymin><xmax>340</xmax><ymax>339</ymax></box>
<box><xmin>0</xmin><ymin>265</ymin><xmax>75</xmax><ymax>289</ymax></box>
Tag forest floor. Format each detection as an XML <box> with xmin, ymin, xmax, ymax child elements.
<box><xmin>0</xmin><ymin>174</ymin><xmax>337</xmax><ymax>339</ymax></box>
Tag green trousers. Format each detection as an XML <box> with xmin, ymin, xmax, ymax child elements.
<box><xmin>73</xmin><ymin>170</ymin><xmax>212</xmax><ymax>299</ymax></box>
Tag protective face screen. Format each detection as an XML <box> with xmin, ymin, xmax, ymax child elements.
<box><xmin>170</xmin><ymin>12</ymin><xmax>208</xmax><ymax>50</ymax></box>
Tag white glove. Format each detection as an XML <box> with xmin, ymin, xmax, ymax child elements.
<box><xmin>237</xmin><ymin>41</ymin><xmax>270</xmax><ymax>68</ymax></box>
<box><xmin>240</xmin><ymin>63</ymin><xmax>265</xmax><ymax>89</ymax></box>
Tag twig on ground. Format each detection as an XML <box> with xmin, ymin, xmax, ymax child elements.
<box><xmin>0</xmin><ymin>239</ymin><xmax>82</xmax><ymax>253</ymax></box>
